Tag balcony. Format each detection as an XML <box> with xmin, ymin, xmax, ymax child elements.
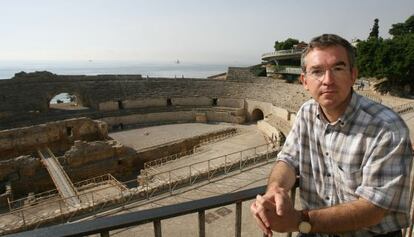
<box><xmin>261</xmin><ymin>49</ymin><xmax>303</xmax><ymax>61</ymax></box>
<box><xmin>6</xmin><ymin>180</ymin><xmax>414</xmax><ymax>237</ymax></box>
<box><xmin>8</xmin><ymin>185</ymin><xmax>272</xmax><ymax>237</ymax></box>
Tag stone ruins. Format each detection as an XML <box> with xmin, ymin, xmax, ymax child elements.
<box><xmin>0</xmin><ymin>68</ymin><xmax>311</xmax><ymax>234</ymax></box>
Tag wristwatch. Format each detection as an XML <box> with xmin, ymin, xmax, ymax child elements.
<box><xmin>298</xmin><ymin>210</ymin><xmax>312</xmax><ymax>234</ymax></box>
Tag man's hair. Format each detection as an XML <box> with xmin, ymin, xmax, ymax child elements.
<box><xmin>301</xmin><ymin>34</ymin><xmax>356</xmax><ymax>72</ymax></box>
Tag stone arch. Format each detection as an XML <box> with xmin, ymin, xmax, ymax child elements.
<box><xmin>251</xmin><ymin>108</ymin><xmax>264</xmax><ymax>122</ymax></box>
<box><xmin>48</xmin><ymin>91</ymin><xmax>88</xmax><ymax>111</ymax></box>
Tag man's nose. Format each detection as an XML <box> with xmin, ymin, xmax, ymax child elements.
<box><xmin>321</xmin><ymin>69</ymin><xmax>335</xmax><ymax>84</ymax></box>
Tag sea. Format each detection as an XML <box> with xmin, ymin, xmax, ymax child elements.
<box><xmin>0</xmin><ymin>60</ymin><xmax>244</xmax><ymax>80</ymax></box>
<box><xmin>0</xmin><ymin>60</ymin><xmax>248</xmax><ymax>103</ymax></box>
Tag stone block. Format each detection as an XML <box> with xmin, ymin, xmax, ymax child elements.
<box><xmin>195</xmin><ymin>113</ymin><xmax>207</xmax><ymax>123</ymax></box>
<box><xmin>98</xmin><ymin>101</ymin><xmax>119</xmax><ymax>111</ymax></box>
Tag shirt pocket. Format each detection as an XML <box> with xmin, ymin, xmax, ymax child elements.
<box><xmin>335</xmin><ymin>165</ymin><xmax>363</xmax><ymax>201</ymax></box>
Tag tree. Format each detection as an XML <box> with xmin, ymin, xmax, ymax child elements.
<box><xmin>389</xmin><ymin>15</ymin><xmax>414</xmax><ymax>36</ymax></box>
<box><xmin>369</xmin><ymin>18</ymin><xmax>379</xmax><ymax>39</ymax></box>
<box><xmin>389</xmin><ymin>23</ymin><xmax>406</xmax><ymax>37</ymax></box>
<box><xmin>274</xmin><ymin>38</ymin><xmax>299</xmax><ymax>50</ymax></box>
<box><xmin>357</xmin><ymin>15</ymin><xmax>414</xmax><ymax>94</ymax></box>
<box><xmin>356</xmin><ymin>38</ymin><xmax>383</xmax><ymax>77</ymax></box>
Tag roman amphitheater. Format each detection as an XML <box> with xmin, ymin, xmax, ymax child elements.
<box><xmin>1</xmin><ymin>68</ymin><xmax>414</xmax><ymax>236</ymax></box>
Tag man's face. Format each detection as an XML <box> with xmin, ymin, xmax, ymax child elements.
<box><xmin>300</xmin><ymin>45</ymin><xmax>357</xmax><ymax>113</ymax></box>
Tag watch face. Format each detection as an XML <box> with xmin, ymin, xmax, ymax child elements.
<box><xmin>299</xmin><ymin>221</ymin><xmax>312</xmax><ymax>234</ymax></box>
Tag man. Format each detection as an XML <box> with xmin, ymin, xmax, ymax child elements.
<box><xmin>250</xmin><ymin>34</ymin><xmax>413</xmax><ymax>237</ymax></box>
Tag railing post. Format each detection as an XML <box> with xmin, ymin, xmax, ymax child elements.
<box><xmin>239</xmin><ymin>151</ymin><xmax>243</xmax><ymax>171</ymax></box>
<box><xmin>235</xmin><ymin>202</ymin><xmax>242</xmax><ymax>237</ymax></box>
<box><xmin>146</xmin><ymin>178</ymin><xmax>150</xmax><ymax>200</ymax></box>
<box><xmin>91</xmin><ymin>191</ymin><xmax>95</xmax><ymax>207</ymax></box>
<box><xmin>58</xmin><ymin>199</ymin><xmax>64</xmax><ymax>222</ymax></box>
<box><xmin>266</xmin><ymin>144</ymin><xmax>269</xmax><ymax>162</ymax></box>
<box><xmin>409</xmin><ymin>224</ymin><xmax>413</xmax><ymax>237</ymax></box>
<box><xmin>169</xmin><ymin>171</ymin><xmax>172</xmax><ymax>194</ymax></box>
<box><xmin>208</xmin><ymin>160</ymin><xmax>211</xmax><ymax>181</ymax></box>
<box><xmin>199</xmin><ymin>210</ymin><xmax>206</xmax><ymax>237</ymax></box>
<box><xmin>100</xmin><ymin>231</ymin><xmax>110</xmax><ymax>237</ymax></box>
<box><xmin>154</xmin><ymin>220</ymin><xmax>162</xmax><ymax>237</ymax></box>
<box><xmin>189</xmin><ymin>165</ymin><xmax>192</xmax><ymax>185</ymax></box>
<box><xmin>224</xmin><ymin>155</ymin><xmax>227</xmax><ymax>174</ymax></box>
<box><xmin>21</xmin><ymin>210</ymin><xmax>26</xmax><ymax>228</ymax></box>
<box><xmin>7</xmin><ymin>197</ymin><xmax>12</xmax><ymax>212</ymax></box>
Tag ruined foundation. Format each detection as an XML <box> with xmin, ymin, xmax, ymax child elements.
<box><xmin>0</xmin><ymin>70</ymin><xmax>305</xmax><ymax>235</ymax></box>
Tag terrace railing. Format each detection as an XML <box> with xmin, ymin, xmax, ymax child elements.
<box><xmin>5</xmin><ymin>179</ymin><xmax>414</xmax><ymax>237</ymax></box>
<box><xmin>5</xmin><ymin>185</ymin><xmax>297</xmax><ymax>237</ymax></box>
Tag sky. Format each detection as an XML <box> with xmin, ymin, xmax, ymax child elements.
<box><xmin>0</xmin><ymin>0</ymin><xmax>413</xmax><ymax>65</ymax></box>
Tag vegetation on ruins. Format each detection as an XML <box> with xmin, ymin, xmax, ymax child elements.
<box><xmin>356</xmin><ymin>15</ymin><xmax>414</xmax><ymax>95</ymax></box>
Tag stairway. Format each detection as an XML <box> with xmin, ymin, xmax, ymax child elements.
<box><xmin>37</xmin><ymin>148</ymin><xmax>80</xmax><ymax>208</ymax></box>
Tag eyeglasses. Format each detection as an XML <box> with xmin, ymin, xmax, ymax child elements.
<box><xmin>305</xmin><ymin>65</ymin><xmax>350</xmax><ymax>81</ymax></box>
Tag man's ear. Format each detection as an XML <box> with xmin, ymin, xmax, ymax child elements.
<box><xmin>300</xmin><ymin>73</ymin><xmax>309</xmax><ymax>90</ymax></box>
<box><xmin>351</xmin><ymin>67</ymin><xmax>358</xmax><ymax>84</ymax></box>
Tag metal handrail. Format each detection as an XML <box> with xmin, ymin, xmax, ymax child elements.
<box><xmin>6</xmin><ymin>177</ymin><xmax>413</xmax><ymax>237</ymax></box>
<box><xmin>143</xmin><ymin>129</ymin><xmax>238</xmax><ymax>169</ymax></box>
<box><xmin>6</xmin><ymin>185</ymin><xmax>268</xmax><ymax>237</ymax></box>
<box><xmin>261</xmin><ymin>49</ymin><xmax>303</xmax><ymax>59</ymax></box>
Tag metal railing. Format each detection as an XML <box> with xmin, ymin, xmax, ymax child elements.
<box><xmin>5</xmin><ymin>185</ymin><xmax>271</xmax><ymax>237</ymax></box>
<box><xmin>140</xmin><ymin>143</ymin><xmax>278</xmax><ymax>199</ymax></box>
<box><xmin>143</xmin><ymin>129</ymin><xmax>238</xmax><ymax>169</ymax></box>
<box><xmin>7</xmin><ymin>174</ymin><xmax>121</xmax><ymax>211</ymax></box>
<box><xmin>5</xmin><ymin>180</ymin><xmax>414</xmax><ymax>237</ymax></box>
<box><xmin>392</xmin><ymin>102</ymin><xmax>414</xmax><ymax>115</ymax></box>
<box><xmin>261</xmin><ymin>49</ymin><xmax>303</xmax><ymax>60</ymax></box>
<box><xmin>1</xmin><ymin>144</ymin><xmax>278</xmax><ymax>236</ymax></box>
<box><xmin>357</xmin><ymin>91</ymin><xmax>383</xmax><ymax>104</ymax></box>
<box><xmin>272</xmin><ymin>66</ymin><xmax>302</xmax><ymax>75</ymax></box>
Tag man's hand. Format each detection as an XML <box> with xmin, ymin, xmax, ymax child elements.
<box><xmin>250</xmin><ymin>186</ymin><xmax>300</xmax><ymax>236</ymax></box>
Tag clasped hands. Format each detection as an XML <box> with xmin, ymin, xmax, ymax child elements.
<box><xmin>250</xmin><ymin>186</ymin><xmax>300</xmax><ymax>236</ymax></box>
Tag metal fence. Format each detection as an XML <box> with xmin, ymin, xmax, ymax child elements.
<box><xmin>5</xmin><ymin>185</ymin><xmax>272</xmax><ymax>237</ymax></box>
<box><xmin>139</xmin><ymin>143</ymin><xmax>278</xmax><ymax>199</ymax></box>
<box><xmin>1</xmin><ymin>144</ymin><xmax>278</xmax><ymax>236</ymax></box>
<box><xmin>143</xmin><ymin>129</ymin><xmax>238</xmax><ymax>169</ymax></box>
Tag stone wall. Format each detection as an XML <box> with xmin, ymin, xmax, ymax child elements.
<box><xmin>245</xmin><ymin>99</ymin><xmax>273</xmax><ymax>121</ymax></box>
<box><xmin>172</xmin><ymin>97</ymin><xmax>212</xmax><ymax>106</ymax></box>
<box><xmin>217</xmin><ymin>98</ymin><xmax>244</xmax><ymax>108</ymax></box>
<box><xmin>0</xmin><ymin>139</ymin><xmax>137</xmax><ymax>199</ymax></box>
<box><xmin>100</xmin><ymin>111</ymin><xmax>196</xmax><ymax>128</ymax></box>
<box><xmin>0</xmin><ymin>70</ymin><xmax>309</xmax><ymax>130</ymax></box>
<box><xmin>123</xmin><ymin>98</ymin><xmax>167</xmax><ymax>109</ymax></box>
<box><xmin>0</xmin><ymin>118</ymin><xmax>108</xmax><ymax>160</ymax></box>
<box><xmin>0</xmin><ymin>127</ymin><xmax>238</xmax><ymax>203</ymax></box>
<box><xmin>100</xmin><ymin>108</ymin><xmax>246</xmax><ymax>129</ymax></box>
<box><xmin>63</xmin><ymin>140</ymin><xmax>138</xmax><ymax>181</ymax></box>
<box><xmin>0</xmin><ymin>69</ymin><xmax>312</xmax><ymax>207</ymax></box>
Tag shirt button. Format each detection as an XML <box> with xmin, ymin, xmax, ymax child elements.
<box><xmin>325</xmin><ymin>152</ymin><xmax>329</xmax><ymax>156</ymax></box>
<box><xmin>325</xmin><ymin>196</ymin><xmax>330</xmax><ymax>200</ymax></box>
<box><xmin>327</xmin><ymin>173</ymin><xmax>331</xmax><ymax>177</ymax></box>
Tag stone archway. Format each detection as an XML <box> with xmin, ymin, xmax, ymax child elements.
<box><xmin>251</xmin><ymin>108</ymin><xmax>264</xmax><ymax>122</ymax></box>
<box><xmin>49</xmin><ymin>92</ymin><xmax>88</xmax><ymax>111</ymax></box>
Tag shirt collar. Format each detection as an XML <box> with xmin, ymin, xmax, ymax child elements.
<box><xmin>316</xmin><ymin>90</ymin><xmax>360</xmax><ymax>127</ymax></box>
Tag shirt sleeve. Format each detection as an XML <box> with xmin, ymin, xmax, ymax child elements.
<box><xmin>356</xmin><ymin>125</ymin><xmax>413</xmax><ymax>213</ymax></box>
<box><xmin>276</xmin><ymin>107</ymin><xmax>303</xmax><ymax>175</ymax></box>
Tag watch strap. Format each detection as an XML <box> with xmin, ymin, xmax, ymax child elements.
<box><xmin>301</xmin><ymin>210</ymin><xmax>310</xmax><ymax>222</ymax></box>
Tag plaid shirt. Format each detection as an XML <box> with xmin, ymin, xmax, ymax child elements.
<box><xmin>277</xmin><ymin>92</ymin><xmax>413</xmax><ymax>237</ymax></box>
